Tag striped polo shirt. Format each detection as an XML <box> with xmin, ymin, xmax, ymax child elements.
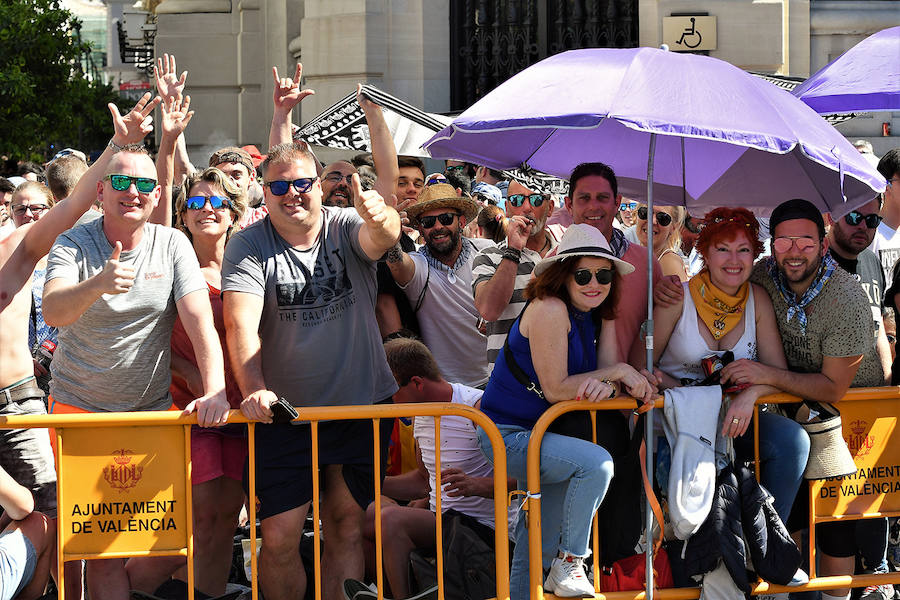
<box><xmin>471</xmin><ymin>233</ymin><xmax>558</xmax><ymax>371</ymax></box>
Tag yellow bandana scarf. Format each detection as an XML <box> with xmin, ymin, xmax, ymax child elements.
<box><xmin>688</xmin><ymin>269</ymin><xmax>749</xmax><ymax>340</ymax></box>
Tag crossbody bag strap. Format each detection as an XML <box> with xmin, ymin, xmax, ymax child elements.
<box><xmin>502</xmin><ymin>301</ymin><xmax>546</xmax><ymax>399</ymax></box>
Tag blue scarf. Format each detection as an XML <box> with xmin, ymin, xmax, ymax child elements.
<box><xmin>609</xmin><ymin>228</ymin><xmax>628</xmax><ymax>259</ymax></box>
<box><xmin>766</xmin><ymin>253</ymin><xmax>837</xmax><ymax>333</ymax></box>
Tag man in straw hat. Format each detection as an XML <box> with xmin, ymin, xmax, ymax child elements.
<box><xmin>386</xmin><ymin>183</ymin><xmax>493</xmax><ymax>387</ymax></box>
<box><xmin>717</xmin><ymin>198</ymin><xmax>884</xmax><ymax>600</ymax></box>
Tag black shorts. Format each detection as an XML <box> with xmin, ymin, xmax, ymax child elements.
<box><xmin>787</xmin><ymin>484</ymin><xmax>855</xmax><ymax>557</ymax></box>
<box><xmin>247</xmin><ymin>403</ymin><xmax>394</xmax><ymax>521</ymax></box>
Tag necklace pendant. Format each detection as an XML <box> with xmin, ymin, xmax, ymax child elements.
<box><xmin>713</xmin><ymin>317</ymin><xmax>726</xmax><ymax>331</ymax></box>
<box><xmin>447</xmin><ymin>271</ymin><xmax>457</xmax><ymax>284</ymax></box>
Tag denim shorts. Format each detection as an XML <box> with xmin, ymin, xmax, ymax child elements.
<box><xmin>0</xmin><ymin>399</ymin><xmax>57</xmax><ymax>519</ymax></box>
<box><xmin>0</xmin><ymin>528</ymin><xmax>37</xmax><ymax>600</ymax></box>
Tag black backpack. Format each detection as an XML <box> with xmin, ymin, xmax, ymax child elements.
<box><xmin>408</xmin><ymin>513</ymin><xmax>497</xmax><ymax>600</ymax></box>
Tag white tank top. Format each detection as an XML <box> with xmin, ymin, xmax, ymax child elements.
<box><xmin>657</xmin><ymin>282</ymin><xmax>758</xmax><ymax>382</ymax></box>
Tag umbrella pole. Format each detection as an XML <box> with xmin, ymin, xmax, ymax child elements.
<box><xmin>645</xmin><ymin>132</ymin><xmax>657</xmax><ymax>600</ymax></box>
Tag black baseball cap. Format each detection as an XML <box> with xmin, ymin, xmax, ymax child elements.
<box><xmin>769</xmin><ymin>198</ymin><xmax>825</xmax><ymax>239</ymax></box>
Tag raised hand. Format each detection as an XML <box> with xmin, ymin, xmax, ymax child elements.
<box><xmin>154</xmin><ymin>53</ymin><xmax>187</xmax><ymax>102</ymax></box>
<box><xmin>506</xmin><ymin>215</ymin><xmax>534</xmax><ymax>250</ymax></box>
<box><xmin>97</xmin><ymin>242</ymin><xmax>136</xmax><ymax>295</ymax></box>
<box><xmin>272</xmin><ymin>63</ymin><xmax>314</xmax><ymax>113</ymax></box>
<box><xmin>107</xmin><ymin>92</ymin><xmax>161</xmax><ymax>146</ymax></box>
<box><xmin>351</xmin><ymin>172</ymin><xmax>390</xmax><ymax>228</ymax></box>
<box><xmin>160</xmin><ymin>93</ymin><xmax>194</xmax><ymax>139</ymax></box>
<box><xmin>357</xmin><ymin>83</ymin><xmax>378</xmax><ymax>113</ymax></box>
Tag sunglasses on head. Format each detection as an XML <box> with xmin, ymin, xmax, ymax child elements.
<box><xmin>265</xmin><ymin>178</ymin><xmax>317</xmax><ymax>196</ymax></box>
<box><xmin>619</xmin><ymin>201</ymin><xmax>638</xmax><ymax>211</ymax></box>
<box><xmin>843</xmin><ymin>210</ymin><xmax>883</xmax><ymax>229</ymax></box>
<box><xmin>507</xmin><ymin>193</ymin><xmax>545</xmax><ymax>208</ymax></box>
<box><xmin>636</xmin><ymin>206</ymin><xmax>673</xmax><ymax>226</ymax></box>
<box><xmin>572</xmin><ymin>268</ymin><xmax>614</xmax><ymax>286</ymax></box>
<box><xmin>419</xmin><ymin>212</ymin><xmax>458</xmax><ymax>229</ymax></box>
<box><xmin>106</xmin><ymin>174</ymin><xmax>157</xmax><ymax>193</ymax></box>
<box><xmin>772</xmin><ymin>236</ymin><xmax>818</xmax><ymax>253</ymax></box>
<box><xmin>425</xmin><ymin>174</ymin><xmax>448</xmax><ymax>186</ymax></box>
<box><xmin>186</xmin><ymin>195</ymin><xmax>230</xmax><ymax>210</ymax></box>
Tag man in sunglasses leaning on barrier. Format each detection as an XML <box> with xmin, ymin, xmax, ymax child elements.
<box><xmin>42</xmin><ymin>97</ymin><xmax>229</xmax><ymax>599</ymax></box>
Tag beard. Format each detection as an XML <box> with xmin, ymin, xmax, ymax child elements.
<box><xmin>425</xmin><ymin>226</ymin><xmax>461</xmax><ymax>258</ymax></box>
<box><xmin>323</xmin><ymin>184</ymin><xmax>350</xmax><ymax>208</ymax></box>
<box><xmin>778</xmin><ymin>255</ymin><xmax>821</xmax><ymax>285</ymax></box>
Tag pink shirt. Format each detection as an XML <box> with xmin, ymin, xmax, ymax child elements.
<box><xmin>617</xmin><ymin>243</ymin><xmax>662</xmax><ymax>365</ymax></box>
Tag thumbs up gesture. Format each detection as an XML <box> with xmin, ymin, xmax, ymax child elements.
<box><xmin>351</xmin><ymin>172</ymin><xmax>390</xmax><ymax>228</ymax></box>
<box><xmin>98</xmin><ymin>242</ymin><xmax>136</xmax><ymax>294</ymax></box>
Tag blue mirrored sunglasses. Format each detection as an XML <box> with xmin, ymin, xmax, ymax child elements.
<box><xmin>186</xmin><ymin>195</ymin><xmax>231</xmax><ymax>210</ymax></box>
<box><xmin>265</xmin><ymin>178</ymin><xmax>317</xmax><ymax>196</ymax></box>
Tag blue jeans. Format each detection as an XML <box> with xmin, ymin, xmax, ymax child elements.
<box><xmin>734</xmin><ymin>410</ymin><xmax>810</xmax><ymax>523</ymax></box>
<box><xmin>477</xmin><ymin>424</ymin><xmax>614</xmax><ymax>600</ymax></box>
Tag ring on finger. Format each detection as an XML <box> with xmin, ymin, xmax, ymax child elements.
<box><xmin>731</xmin><ymin>417</ymin><xmax>740</xmax><ymax>424</ymax></box>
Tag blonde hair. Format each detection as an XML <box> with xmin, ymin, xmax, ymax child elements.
<box><xmin>12</xmin><ymin>181</ymin><xmax>55</xmax><ymax>207</ymax></box>
<box><xmin>638</xmin><ymin>203</ymin><xmax>684</xmax><ymax>255</ymax></box>
<box><xmin>175</xmin><ymin>168</ymin><xmax>247</xmax><ymax>240</ymax></box>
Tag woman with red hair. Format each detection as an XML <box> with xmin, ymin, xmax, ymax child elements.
<box><xmin>649</xmin><ymin>207</ymin><xmax>810</xmax><ymax>528</ymax></box>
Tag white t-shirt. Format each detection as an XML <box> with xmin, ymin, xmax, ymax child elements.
<box><xmin>400</xmin><ymin>239</ymin><xmax>493</xmax><ymax>387</ymax></box>
<box><xmin>413</xmin><ymin>383</ymin><xmax>495</xmax><ymax>529</ymax></box>
<box><xmin>870</xmin><ymin>222</ymin><xmax>900</xmax><ymax>287</ymax></box>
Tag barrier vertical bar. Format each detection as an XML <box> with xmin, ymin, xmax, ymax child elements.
<box><xmin>56</xmin><ymin>429</ymin><xmax>65</xmax><ymax>600</ymax></box>
<box><xmin>754</xmin><ymin>406</ymin><xmax>761</xmax><ymax>482</ymax></box>
<box><xmin>434</xmin><ymin>416</ymin><xmax>444</xmax><ymax>600</ymax></box>
<box><xmin>248</xmin><ymin>423</ymin><xmax>258</xmax><ymax>600</ymax></box>
<box><xmin>185</xmin><ymin>424</ymin><xmax>195</xmax><ymax>600</ymax></box>
<box><xmin>372</xmin><ymin>418</ymin><xmax>383</xmax><ymax>600</ymax></box>
<box><xmin>311</xmin><ymin>421</ymin><xmax>322</xmax><ymax>600</ymax></box>
<box><xmin>590</xmin><ymin>411</ymin><xmax>601</xmax><ymax>591</ymax></box>
<box><xmin>808</xmin><ymin>480</ymin><xmax>817</xmax><ymax>578</ymax></box>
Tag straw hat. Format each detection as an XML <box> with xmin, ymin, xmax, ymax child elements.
<box><xmin>533</xmin><ymin>224</ymin><xmax>635</xmax><ymax>277</ymax></box>
<box><xmin>802</xmin><ymin>416</ymin><xmax>858</xmax><ymax>480</ymax></box>
<box><xmin>405</xmin><ymin>183</ymin><xmax>480</xmax><ymax>225</ymax></box>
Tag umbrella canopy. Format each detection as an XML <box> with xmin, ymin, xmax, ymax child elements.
<box><xmin>296</xmin><ymin>84</ymin><xmax>451</xmax><ymax>158</ymax></box>
<box><xmin>792</xmin><ymin>26</ymin><xmax>900</xmax><ymax>114</ymax></box>
<box><xmin>424</xmin><ymin>47</ymin><xmax>884</xmax><ymax>217</ymax></box>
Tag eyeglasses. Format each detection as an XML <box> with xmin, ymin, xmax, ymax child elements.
<box><xmin>186</xmin><ymin>195</ymin><xmax>230</xmax><ymax>210</ymax></box>
<box><xmin>619</xmin><ymin>201</ymin><xmax>638</xmax><ymax>211</ymax></box>
<box><xmin>572</xmin><ymin>268</ymin><xmax>614</xmax><ymax>286</ymax></box>
<box><xmin>323</xmin><ymin>172</ymin><xmax>354</xmax><ymax>186</ymax></box>
<box><xmin>445</xmin><ymin>165</ymin><xmax>466</xmax><ymax>173</ymax></box>
<box><xmin>12</xmin><ymin>204</ymin><xmax>49</xmax><ymax>216</ymax></box>
<box><xmin>507</xmin><ymin>193</ymin><xmax>545</xmax><ymax>208</ymax></box>
<box><xmin>265</xmin><ymin>178</ymin><xmax>317</xmax><ymax>196</ymax></box>
<box><xmin>105</xmin><ymin>174</ymin><xmax>157</xmax><ymax>193</ymax></box>
<box><xmin>843</xmin><ymin>210</ymin><xmax>883</xmax><ymax>229</ymax></box>
<box><xmin>772</xmin><ymin>236</ymin><xmax>818</xmax><ymax>253</ymax></box>
<box><xmin>418</xmin><ymin>212</ymin><xmax>458</xmax><ymax>229</ymax></box>
<box><xmin>636</xmin><ymin>206</ymin><xmax>673</xmax><ymax>226</ymax></box>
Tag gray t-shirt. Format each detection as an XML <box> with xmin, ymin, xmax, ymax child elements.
<box><xmin>221</xmin><ymin>208</ymin><xmax>397</xmax><ymax>407</ymax></box>
<box><xmin>46</xmin><ymin>218</ymin><xmax>206</xmax><ymax>411</ymax></box>
<box><xmin>400</xmin><ymin>238</ymin><xmax>493</xmax><ymax>387</ymax></box>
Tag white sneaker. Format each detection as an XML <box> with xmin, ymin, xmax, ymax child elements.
<box><xmin>544</xmin><ymin>553</ymin><xmax>595</xmax><ymax>598</ymax></box>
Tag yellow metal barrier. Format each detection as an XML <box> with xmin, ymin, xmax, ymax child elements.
<box><xmin>0</xmin><ymin>403</ymin><xmax>511</xmax><ymax>600</ymax></box>
<box><xmin>524</xmin><ymin>388</ymin><xmax>900</xmax><ymax>600</ymax></box>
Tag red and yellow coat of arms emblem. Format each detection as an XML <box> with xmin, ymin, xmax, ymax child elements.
<box><xmin>102</xmin><ymin>449</ymin><xmax>144</xmax><ymax>492</ymax></box>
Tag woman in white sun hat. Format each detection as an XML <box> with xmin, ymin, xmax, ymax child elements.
<box><xmin>476</xmin><ymin>223</ymin><xmax>657</xmax><ymax>599</ymax></box>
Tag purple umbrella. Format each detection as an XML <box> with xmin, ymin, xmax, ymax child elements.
<box><xmin>792</xmin><ymin>26</ymin><xmax>900</xmax><ymax>114</ymax></box>
<box><xmin>424</xmin><ymin>47</ymin><xmax>884</xmax><ymax>217</ymax></box>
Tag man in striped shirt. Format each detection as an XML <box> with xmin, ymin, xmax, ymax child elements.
<box><xmin>472</xmin><ymin>180</ymin><xmax>559</xmax><ymax>371</ymax></box>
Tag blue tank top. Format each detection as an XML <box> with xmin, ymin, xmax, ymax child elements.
<box><xmin>481</xmin><ymin>304</ymin><xmax>599</xmax><ymax>428</ymax></box>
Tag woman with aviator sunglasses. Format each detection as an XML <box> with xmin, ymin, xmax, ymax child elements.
<box><xmin>476</xmin><ymin>224</ymin><xmax>656</xmax><ymax>599</ymax></box>
<box><xmin>635</xmin><ymin>203</ymin><xmax>688</xmax><ymax>282</ymax></box>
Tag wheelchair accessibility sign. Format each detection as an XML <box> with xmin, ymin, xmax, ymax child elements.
<box><xmin>663</xmin><ymin>16</ymin><xmax>717</xmax><ymax>52</ymax></box>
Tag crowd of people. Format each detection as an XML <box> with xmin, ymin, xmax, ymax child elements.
<box><xmin>0</xmin><ymin>54</ymin><xmax>898</xmax><ymax>600</ymax></box>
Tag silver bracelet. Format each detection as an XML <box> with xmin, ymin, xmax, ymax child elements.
<box><xmin>108</xmin><ymin>138</ymin><xmax>125</xmax><ymax>152</ymax></box>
